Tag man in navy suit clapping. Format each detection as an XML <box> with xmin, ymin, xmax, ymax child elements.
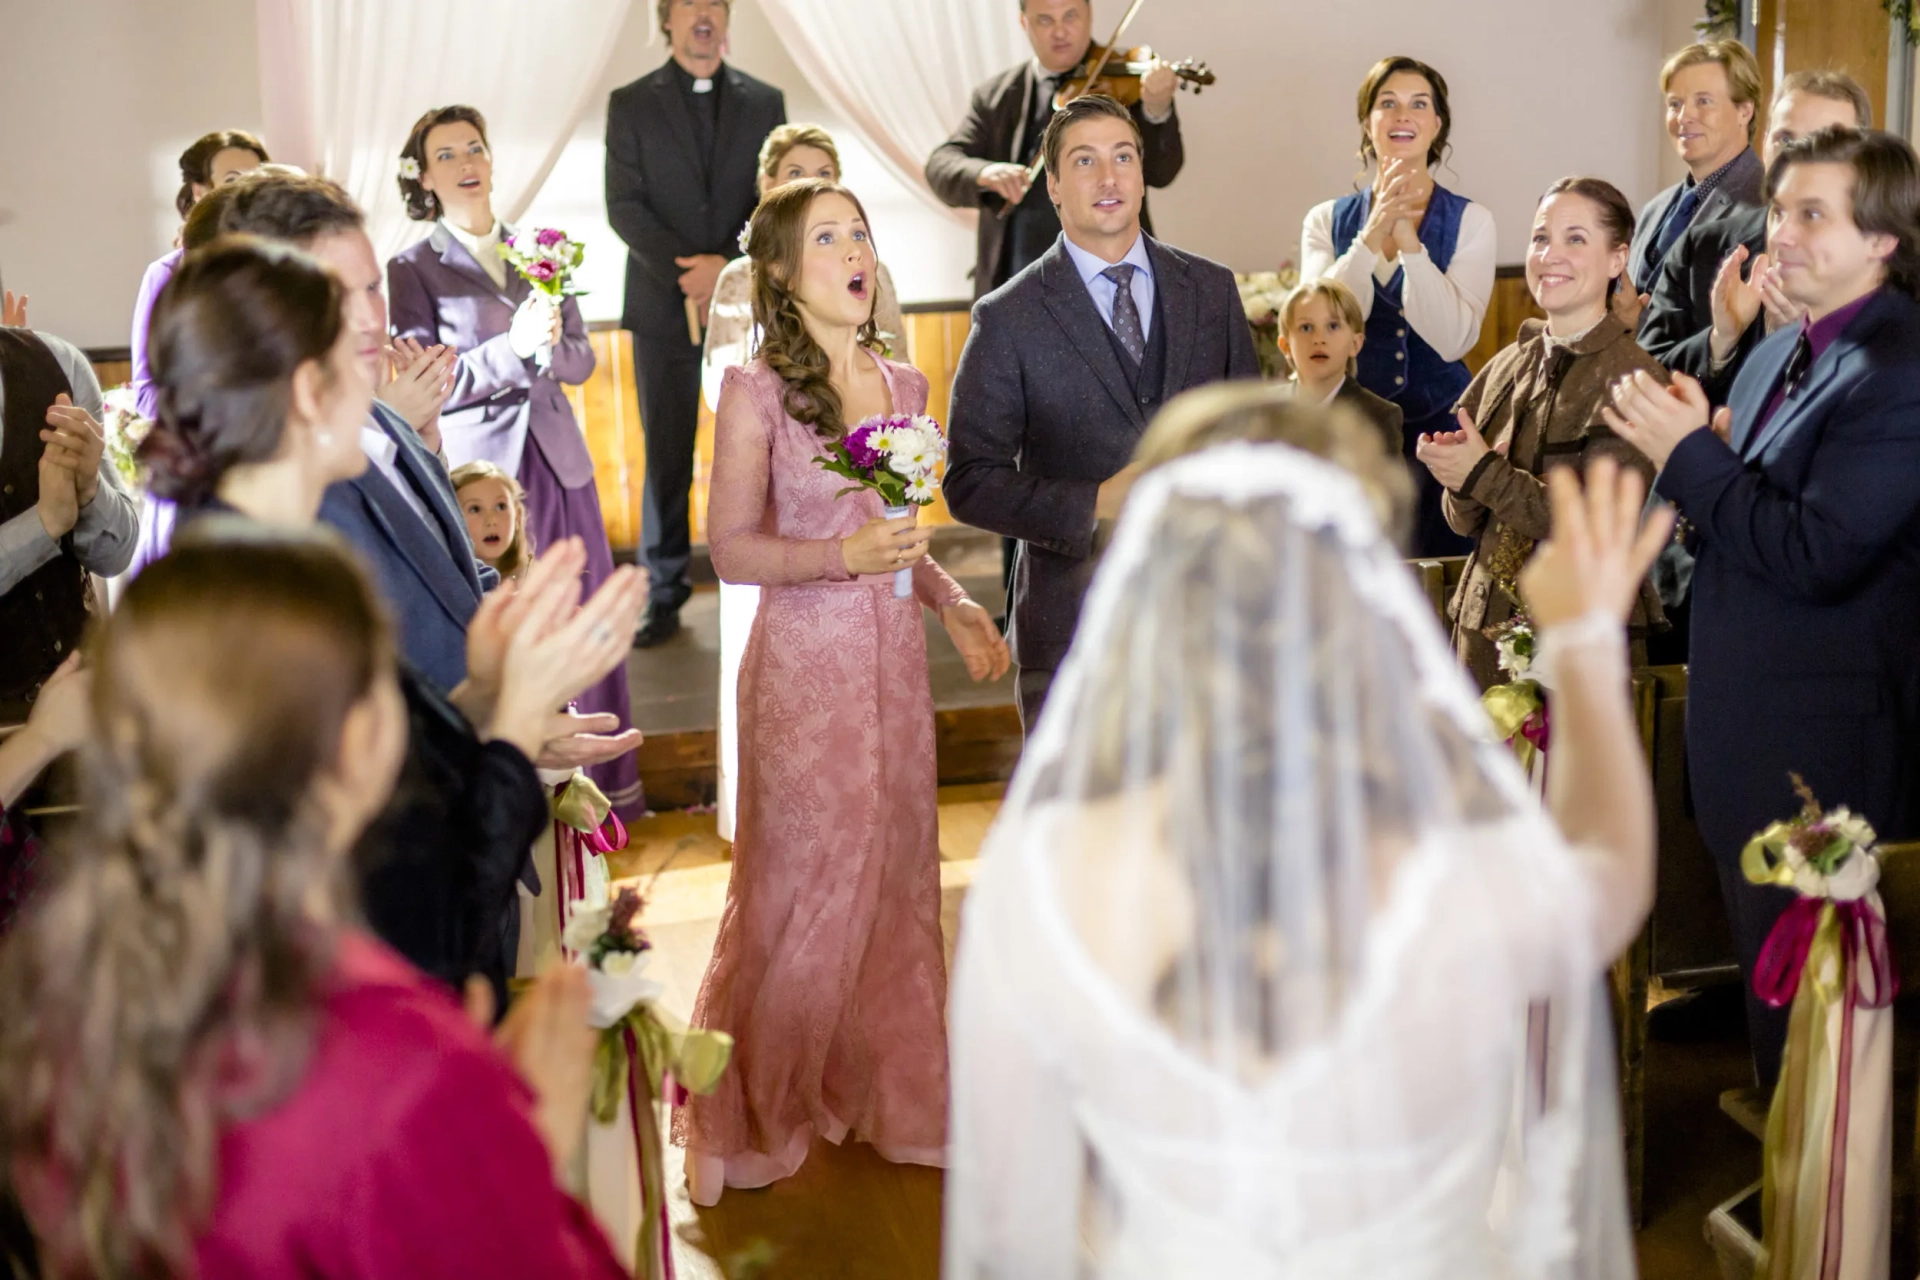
<box><xmin>1604</xmin><ymin>126</ymin><xmax>1920</xmax><ymax>1088</ymax></box>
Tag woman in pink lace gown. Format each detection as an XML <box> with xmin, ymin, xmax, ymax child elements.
<box><xmin>675</xmin><ymin>181</ymin><xmax>1008</xmax><ymax>1205</ymax></box>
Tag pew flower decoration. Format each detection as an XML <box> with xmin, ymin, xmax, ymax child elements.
<box><xmin>500</xmin><ymin>226</ymin><xmax>588</xmax><ymax>299</ymax></box>
<box><xmin>99</xmin><ymin>384</ymin><xmax>150</xmax><ymax>489</ymax></box>
<box><xmin>1236</xmin><ymin>264</ymin><xmax>1302</xmax><ymax>381</ymax></box>
<box><xmin>565</xmin><ymin>884</ymin><xmax>732</xmax><ymax>1280</ymax></box>
<box><xmin>816</xmin><ymin>413</ymin><xmax>948</xmax><ymax>598</ymax></box>
<box><xmin>1480</xmin><ymin>611</ymin><xmax>1549</xmax><ymax>775</ymax></box>
<box><xmin>1743</xmin><ymin>774</ymin><xmax>1897</xmax><ymax>1279</ymax></box>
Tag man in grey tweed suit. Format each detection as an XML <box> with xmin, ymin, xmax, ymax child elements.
<box><xmin>946</xmin><ymin>95</ymin><xmax>1259</xmax><ymax>730</ymax></box>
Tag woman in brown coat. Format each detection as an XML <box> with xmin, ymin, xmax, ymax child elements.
<box><xmin>1417</xmin><ymin>176</ymin><xmax>1667</xmax><ymax>687</ymax></box>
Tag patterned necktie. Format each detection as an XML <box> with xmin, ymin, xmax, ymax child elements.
<box><xmin>1781</xmin><ymin>330</ymin><xmax>1814</xmax><ymax>397</ymax></box>
<box><xmin>1103</xmin><ymin>264</ymin><xmax>1146</xmax><ymax>365</ymax></box>
<box><xmin>1649</xmin><ymin>184</ymin><xmax>1703</xmax><ymax>268</ymax></box>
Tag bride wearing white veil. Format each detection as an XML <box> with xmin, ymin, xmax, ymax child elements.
<box><xmin>944</xmin><ymin>442</ymin><xmax>1671</xmax><ymax>1279</ymax></box>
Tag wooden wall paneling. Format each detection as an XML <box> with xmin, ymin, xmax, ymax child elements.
<box><xmin>91</xmin><ymin>359</ymin><xmax>133</xmax><ymax>390</ymax></box>
<box><xmin>1756</xmin><ymin>0</ymin><xmax>1891</xmax><ymax>126</ymax></box>
<box><xmin>566</xmin><ymin>329</ymin><xmax>646</xmax><ymax>552</ymax></box>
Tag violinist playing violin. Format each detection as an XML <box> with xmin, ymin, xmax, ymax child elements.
<box><xmin>926</xmin><ymin>0</ymin><xmax>1185</xmax><ymax>302</ymax></box>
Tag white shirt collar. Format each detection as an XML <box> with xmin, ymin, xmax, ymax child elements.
<box><xmin>1061</xmin><ymin>233</ymin><xmax>1152</xmax><ymax>290</ymax></box>
<box><xmin>360</xmin><ymin>423</ymin><xmax>398</xmax><ymax>468</ymax></box>
<box><xmin>1314</xmin><ymin>375</ymin><xmax>1346</xmax><ymax>406</ymax></box>
<box><xmin>442</xmin><ymin>217</ymin><xmax>501</xmax><ymax>259</ymax></box>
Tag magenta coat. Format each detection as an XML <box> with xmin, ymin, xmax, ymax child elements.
<box><xmin>387</xmin><ymin>224</ymin><xmax>598</xmax><ymax>488</ymax></box>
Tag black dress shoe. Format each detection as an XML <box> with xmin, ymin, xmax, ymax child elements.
<box><xmin>633</xmin><ymin>606</ymin><xmax>682</xmax><ymax>648</ymax></box>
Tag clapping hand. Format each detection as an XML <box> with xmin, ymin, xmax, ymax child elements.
<box><xmin>1708</xmin><ymin>245</ymin><xmax>1781</xmax><ymax>361</ymax></box>
<box><xmin>1611</xmin><ymin>287</ymin><xmax>1651</xmax><ymax>331</ymax></box>
<box><xmin>1600</xmin><ymin>369</ymin><xmax>1718</xmax><ymax>470</ymax></box>
<box><xmin>1414</xmin><ymin>408</ymin><xmax>1497</xmax><ymax>491</ymax></box>
<box><xmin>1519</xmin><ymin>458</ymin><xmax>1674</xmax><ymax>629</ymax></box>
<box><xmin>1364</xmin><ymin>159</ymin><xmax>1424</xmax><ymax>259</ymax></box>
<box><xmin>3</xmin><ymin>291</ymin><xmax>25</xmax><ymax>328</ymax></box>
<box><xmin>534</xmin><ymin>708</ymin><xmax>644</xmax><ymax>771</ymax></box>
<box><xmin>41</xmin><ymin>394</ymin><xmax>104</xmax><ymax>508</ymax></box>
<box><xmin>381</xmin><ymin>337</ymin><xmax>457</xmax><ymax>450</ymax></box>
<box><xmin>942</xmin><ymin>599</ymin><xmax>1010</xmax><ymax>683</ymax></box>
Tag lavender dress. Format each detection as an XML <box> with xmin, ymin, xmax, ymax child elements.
<box><xmin>388</xmin><ymin>223</ymin><xmax>642</xmax><ymax>819</ymax></box>
<box><xmin>125</xmin><ymin>249</ymin><xmax>181</xmax><ymax>579</ymax></box>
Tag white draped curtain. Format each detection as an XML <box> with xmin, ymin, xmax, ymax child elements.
<box><xmin>756</xmin><ymin>0</ymin><xmax>1029</xmax><ymax>225</ymax></box>
<box><xmin>255</xmin><ymin>0</ymin><xmax>633</xmax><ymax>262</ymax></box>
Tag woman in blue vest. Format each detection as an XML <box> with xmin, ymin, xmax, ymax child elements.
<box><xmin>1302</xmin><ymin>56</ymin><xmax>1495</xmax><ymax>557</ymax></box>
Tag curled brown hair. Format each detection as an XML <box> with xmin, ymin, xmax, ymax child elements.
<box><xmin>1536</xmin><ymin>176</ymin><xmax>1638</xmax><ymax>303</ymax></box>
<box><xmin>397</xmin><ymin>105</ymin><xmax>490</xmax><ymax>222</ymax></box>
<box><xmin>141</xmin><ymin>237</ymin><xmax>345</xmax><ymax>507</ymax></box>
<box><xmin>175</xmin><ymin>129</ymin><xmax>270</xmax><ymax>220</ymax></box>
<box><xmin>450</xmin><ymin>460</ymin><xmax>535</xmax><ymax>579</ymax></box>
<box><xmin>1766</xmin><ymin>126</ymin><xmax>1920</xmax><ymax>297</ymax></box>
<box><xmin>0</xmin><ymin>524</ymin><xmax>390</xmax><ymax>1277</ymax></box>
<box><xmin>1356</xmin><ymin>56</ymin><xmax>1452</xmax><ymax>171</ymax></box>
<box><xmin>744</xmin><ymin>180</ymin><xmax>881</xmax><ymax>438</ymax></box>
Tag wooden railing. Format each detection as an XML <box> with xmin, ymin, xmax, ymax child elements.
<box><xmin>83</xmin><ymin>273</ymin><xmax>1543</xmax><ymax>555</ymax></box>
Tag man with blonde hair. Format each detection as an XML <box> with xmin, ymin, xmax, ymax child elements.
<box><xmin>1630</xmin><ymin>40</ymin><xmax>1765</xmax><ymax>298</ymax></box>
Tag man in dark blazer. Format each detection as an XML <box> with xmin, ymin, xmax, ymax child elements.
<box><xmin>1628</xmin><ymin>40</ymin><xmax>1765</xmax><ymax>301</ymax></box>
<box><xmin>606</xmin><ymin>0</ymin><xmax>784</xmax><ymax>645</ymax></box>
<box><xmin>1606</xmin><ymin>127</ymin><xmax>1920</xmax><ymax>1088</ymax></box>
<box><xmin>925</xmin><ymin>0</ymin><xmax>1184</xmax><ymax>303</ymax></box>
<box><xmin>1641</xmin><ymin>71</ymin><xmax>1871</xmax><ymax>384</ymax></box>
<box><xmin>946</xmin><ymin>96</ymin><xmax>1257</xmax><ymax>730</ymax></box>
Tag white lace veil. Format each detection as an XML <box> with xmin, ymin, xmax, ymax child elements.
<box><xmin>944</xmin><ymin>444</ymin><xmax>1634</xmax><ymax>1280</ymax></box>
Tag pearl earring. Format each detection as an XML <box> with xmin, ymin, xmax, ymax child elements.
<box><xmin>316</xmin><ymin>430</ymin><xmax>334</xmax><ymax>448</ymax></box>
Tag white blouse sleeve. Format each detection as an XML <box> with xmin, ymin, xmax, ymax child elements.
<box><xmin>1300</xmin><ymin>199</ymin><xmax>1377</xmax><ymax>318</ymax></box>
<box><xmin>1396</xmin><ymin>201</ymin><xmax>1496</xmax><ymax>364</ymax></box>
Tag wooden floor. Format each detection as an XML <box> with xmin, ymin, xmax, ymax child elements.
<box><xmin>606</xmin><ymin>786</ymin><xmax>1002</xmax><ymax>1280</ymax></box>
<box><xmin>604</xmin><ymin>787</ymin><xmax>1753</xmax><ymax>1280</ymax></box>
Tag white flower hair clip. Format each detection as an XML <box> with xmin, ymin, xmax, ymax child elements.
<box><xmin>398</xmin><ymin>156</ymin><xmax>422</xmax><ymax>181</ymax></box>
<box><xmin>737</xmin><ymin>222</ymin><xmax>753</xmax><ymax>255</ymax></box>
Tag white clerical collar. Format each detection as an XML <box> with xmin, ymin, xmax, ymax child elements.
<box><xmin>693</xmin><ymin>77</ymin><xmax>713</xmax><ymax>92</ymax></box>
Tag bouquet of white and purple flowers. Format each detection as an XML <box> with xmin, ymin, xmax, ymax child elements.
<box><xmin>499</xmin><ymin>226</ymin><xmax>587</xmax><ymax>299</ymax></box>
<box><xmin>816</xmin><ymin>413</ymin><xmax>948</xmax><ymax>598</ymax></box>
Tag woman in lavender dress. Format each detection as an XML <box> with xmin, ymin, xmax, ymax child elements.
<box><xmin>387</xmin><ymin>104</ymin><xmax>642</xmax><ymax>820</ymax></box>
<box><xmin>124</xmin><ymin>129</ymin><xmax>269</xmax><ymax>578</ymax></box>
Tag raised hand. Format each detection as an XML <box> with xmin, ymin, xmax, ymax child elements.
<box><xmin>1600</xmin><ymin>369</ymin><xmax>1710</xmax><ymax>470</ymax></box>
<box><xmin>1519</xmin><ymin>457</ymin><xmax>1673</xmax><ymax>629</ymax></box>
<box><xmin>1708</xmin><ymin>245</ymin><xmax>1769</xmax><ymax>362</ymax></box>
<box><xmin>35</xmin><ymin>444</ymin><xmax>79</xmax><ymax>540</ymax></box>
<box><xmin>489</xmin><ymin>555</ymin><xmax>647</xmax><ymax>760</ymax></box>
<box><xmin>942</xmin><ymin>599</ymin><xmax>1010</xmax><ymax>683</ymax></box>
<box><xmin>1364</xmin><ymin>159</ymin><xmax>1422</xmax><ymax>259</ymax></box>
<box><xmin>492</xmin><ymin>964</ymin><xmax>599</xmax><ymax>1175</ymax></box>
<box><xmin>3</xmin><ymin>291</ymin><xmax>26</xmax><ymax>328</ymax></box>
<box><xmin>1757</xmin><ymin>267</ymin><xmax>1804</xmax><ymax>335</ymax></box>
<box><xmin>534</xmin><ymin>708</ymin><xmax>644</xmax><ymax>771</ymax></box>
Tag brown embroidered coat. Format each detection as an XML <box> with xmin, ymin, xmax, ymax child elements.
<box><xmin>1442</xmin><ymin>316</ymin><xmax>1667</xmax><ymax>688</ymax></box>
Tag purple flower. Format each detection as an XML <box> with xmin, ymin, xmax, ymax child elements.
<box><xmin>844</xmin><ymin>423</ymin><xmax>881</xmax><ymax>470</ymax></box>
<box><xmin>528</xmin><ymin>260</ymin><xmax>558</xmax><ymax>282</ymax></box>
<box><xmin>535</xmin><ymin>227</ymin><xmax>566</xmax><ymax>247</ymax></box>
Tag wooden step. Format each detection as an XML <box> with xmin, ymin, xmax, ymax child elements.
<box><xmin>1719</xmin><ymin>1086</ymin><xmax>1768</xmax><ymax>1142</ymax></box>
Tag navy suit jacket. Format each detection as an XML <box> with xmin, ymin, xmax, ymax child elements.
<box><xmin>1655</xmin><ymin>287</ymin><xmax>1920</xmax><ymax>858</ymax></box>
<box><xmin>319</xmin><ymin>403</ymin><xmax>491</xmax><ymax>693</ymax></box>
<box><xmin>946</xmin><ymin>234</ymin><xmax>1259</xmax><ymax>670</ymax></box>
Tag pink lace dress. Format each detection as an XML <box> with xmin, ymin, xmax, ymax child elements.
<box><xmin>675</xmin><ymin>353</ymin><xmax>966</xmax><ymax>1204</ymax></box>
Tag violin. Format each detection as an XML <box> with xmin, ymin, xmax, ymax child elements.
<box><xmin>1053</xmin><ymin>44</ymin><xmax>1217</xmax><ymax>111</ymax></box>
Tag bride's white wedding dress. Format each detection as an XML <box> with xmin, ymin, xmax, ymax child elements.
<box><xmin>943</xmin><ymin>444</ymin><xmax>1635</xmax><ymax>1280</ymax></box>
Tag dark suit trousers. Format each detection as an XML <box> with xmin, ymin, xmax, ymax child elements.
<box><xmin>1017</xmin><ymin>666</ymin><xmax>1054</xmax><ymax>736</ymax></box>
<box><xmin>635</xmin><ymin>332</ymin><xmax>703</xmax><ymax>610</ymax></box>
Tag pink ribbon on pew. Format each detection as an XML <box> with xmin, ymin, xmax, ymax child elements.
<box><xmin>1752</xmin><ymin>897</ymin><xmax>1896</xmax><ymax>1013</ymax></box>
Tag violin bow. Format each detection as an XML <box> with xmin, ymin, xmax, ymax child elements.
<box><xmin>1008</xmin><ymin>0</ymin><xmax>1151</xmax><ymax>200</ymax></box>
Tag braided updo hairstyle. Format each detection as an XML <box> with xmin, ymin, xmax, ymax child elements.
<box><xmin>139</xmin><ymin>237</ymin><xmax>344</xmax><ymax>508</ymax></box>
<box><xmin>744</xmin><ymin>179</ymin><xmax>881</xmax><ymax>439</ymax></box>
<box><xmin>0</xmin><ymin>526</ymin><xmax>391</xmax><ymax>1276</ymax></box>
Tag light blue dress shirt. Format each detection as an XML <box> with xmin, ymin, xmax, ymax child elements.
<box><xmin>1061</xmin><ymin>234</ymin><xmax>1156</xmax><ymax>342</ymax></box>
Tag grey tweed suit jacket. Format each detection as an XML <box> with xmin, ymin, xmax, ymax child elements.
<box><xmin>946</xmin><ymin>234</ymin><xmax>1259</xmax><ymax>671</ymax></box>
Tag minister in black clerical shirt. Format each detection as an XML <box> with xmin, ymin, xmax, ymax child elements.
<box><xmin>606</xmin><ymin>0</ymin><xmax>784</xmax><ymax>647</ymax></box>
